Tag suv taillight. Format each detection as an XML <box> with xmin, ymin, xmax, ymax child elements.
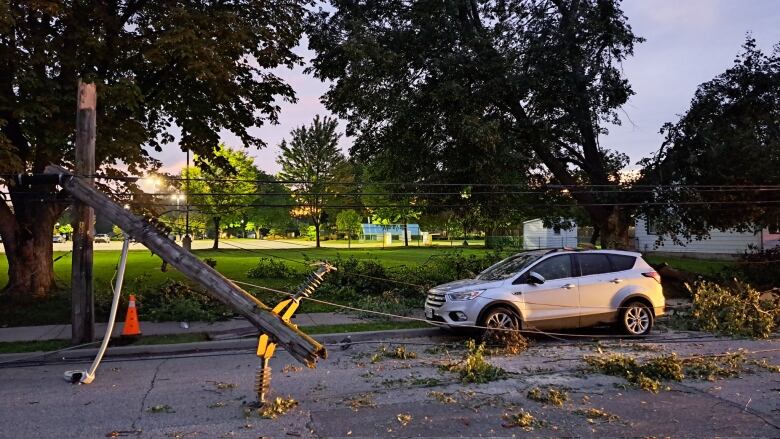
<box><xmin>642</xmin><ymin>271</ymin><xmax>662</xmax><ymax>284</ymax></box>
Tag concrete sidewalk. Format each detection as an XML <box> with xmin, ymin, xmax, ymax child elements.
<box><xmin>0</xmin><ymin>312</ymin><xmax>367</xmax><ymax>343</ymax></box>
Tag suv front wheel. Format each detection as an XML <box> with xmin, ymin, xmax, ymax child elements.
<box><xmin>482</xmin><ymin>306</ymin><xmax>520</xmax><ymax>334</ymax></box>
<box><xmin>620</xmin><ymin>301</ymin><xmax>653</xmax><ymax>336</ymax></box>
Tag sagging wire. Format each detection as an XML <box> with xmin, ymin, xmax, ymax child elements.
<box><xmin>229</xmin><ymin>278</ymin><xmax>686</xmax><ymax>340</ymax></box>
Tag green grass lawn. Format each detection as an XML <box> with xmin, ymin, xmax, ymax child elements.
<box><xmin>643</xmin><ymin>255</ymin><xmax>733</xmax><ymax>276</ymax></box>
<box><xmin>0</xmin><ymin>246</ymin><xmax>493</xmax><ymax>326</ymax></box>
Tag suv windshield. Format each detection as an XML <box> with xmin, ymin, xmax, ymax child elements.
<box><xmin>477</xmin><ymin>251</ymin><xmax>546</xmax><ymax>281</ymax></box>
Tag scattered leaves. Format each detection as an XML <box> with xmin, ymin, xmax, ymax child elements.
<box><xmin>429</xmin><ymin>391</ymin><xmax>457</xmax><ymax>404</ymax></box>
<box><xmin>576</xmin><ymin>408</ymin><xmax>620</xmax><ymax>423</ymax></box>
<box><xmin>410</xmin><ymin>377</ymin><xmax>440</xmax><ymax>387</ymax></box>
<box><xmin>146</xmin><ymin>404</ymin><xmax>175</xmax><ymax>414</ymax></box>
<box><xmin>282</xmin><ymin>364</ymin><xmax>303</xmax><ymax>373</ymax></box>
<box><xmin>396</xmin><ymin>413</ymin><xmax>412</xmax><ymax>426</ymax></box>
<box><xmin>209</xmin><ymin>381</ymin><xmax>237</xmax><ymax>390</ymax></box>
<box><xmin>526</xmin><ymin>386</ymin><xmax>569</xmax><ymax>406</ymax></box>
<box><xmin>347</xmin><ymin>393</ymin><xmax>377</xmax><ymax>411</ymax></box>
<box><xmin>442</xmin><ymin>340</ymin><xmax>506</xmax><ymax>384</ymax></box>
<box><xmin>502</xmin><ymin>409</ymin><xmax>536</xmax><ymax>430</ymax></box>
<box><xmin>259</xmin><ymin>397</ymin><xmax>298</xmax><ymax>419</ymax></box>
<box><xmin>584</xmin><ymin>353</ymin><xmax>682</xmax><ymax>392</ymax></box>
<box><xmin>372</xmin><ymin>344</ymin><xmax>418</xmax><ymax>362</ymax></box>
<box><xmin>484</xmin><ymin>329</ymin><xmax>529</xmax><ymax>355</ymax></box>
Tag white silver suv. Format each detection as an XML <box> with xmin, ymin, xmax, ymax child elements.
<box><xmin>424</xmin><ymin>249</ymin><xmax>664</xmax><ymax>335</ymax></box>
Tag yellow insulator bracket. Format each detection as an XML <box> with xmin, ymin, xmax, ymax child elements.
<box><xmin>271</xmin><ymin>298</ymin><xmax>301</xmax><ymax>324</ymax></box>
<box><xmin>256</xmin><ymin>333</ymin><xmax>276</xmax><ymax>360</ymax></box>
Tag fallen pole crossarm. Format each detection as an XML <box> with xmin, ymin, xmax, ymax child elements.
<box><xmin>42</xmin><ymin>165</ymin><xmax>327</xmax><ymax>366</ymax></box>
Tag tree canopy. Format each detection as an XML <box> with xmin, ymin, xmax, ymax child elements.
<box><xmin>186</xmin><ymin>146</ymin><xmax>257</xmax><ymax>249</ymax></box>
<box><xmin>0</xmin><ymin>1</ymin><xmax>307</xmax><ymax>296</ymax></box>
<box><xmin>277</xmin><ymin>115</ymin><xmax>348</xmax><ymax>247</ymax></box>
<box><xmin>640</xmin><ymin>37</ymin><xmax>780</xmax><ymax>242</ymax></box>
<box><xmin>306</xmin><ymin>0</ymin><xmax>643</xmax><ymax>247</ymax></box>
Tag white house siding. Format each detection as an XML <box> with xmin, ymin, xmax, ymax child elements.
<box><xmin>522</xmin><ymin>219</ymin><xmax>578</xmax><ymax>249</ymax></box>
<box><xmin>634</xmin><ymin>219</ymin><xmax>764</xmax><ymax>255</ymax></box>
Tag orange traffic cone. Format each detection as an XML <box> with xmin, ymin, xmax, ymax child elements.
<box><xmin>121</xmin><ymin>294</ymin><xmax>142</xmax><ymax>337</ymax></box>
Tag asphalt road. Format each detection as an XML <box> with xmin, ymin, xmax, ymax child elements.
<box><xmin>1</xmin><ymin>331</ymin><xmax>778</xmax><ymax>438</ymax></box>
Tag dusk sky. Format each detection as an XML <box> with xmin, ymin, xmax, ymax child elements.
<box><xmin>151</xmin><ymin>0</ymin><xmax>780</xmax><ymax>176</ymax></box>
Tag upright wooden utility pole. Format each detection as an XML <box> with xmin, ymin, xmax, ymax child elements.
<box><xmin>71</xmin><ymin>81</ymin><xmax>96</xmax><ymax>344</ymax></box>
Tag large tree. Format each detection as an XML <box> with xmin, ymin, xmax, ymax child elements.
<box><xmin>307</xmin><ymin>0</ymin><xmax>643</xmax><ymax>247</ymax></box>
<box><xmin>186</xmin><ymin>146</ymin><xmax>257</xmax><ymax>249</ymax></box>
<box><xmin>0</xmin><ymin>1</ymin><xmax>306</xmax><ymax>297</ymax></box>
<box><xmin>276</xmin><ymin>115</ymin><xmax>348</xmax><ymax>247</ymax></box>
<box><xmin>640</xmin><ymin>37</ymin><xmax>780</xmax><ymax>242</ymax></box>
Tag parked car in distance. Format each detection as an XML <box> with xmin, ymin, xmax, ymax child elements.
<box><xmin>52</xmin><ymin>235</ymin><xmax>65</xmax><ymax>243</ymax></box>
<box><xmin>425</xmin><ymin>249</ymin><xmax>664</xmax><ymax>336</ymax></box>
<box><xmin>94</xmin><ymin>234</ymin><xmax>111</xmax><ymax>243</ymax></box>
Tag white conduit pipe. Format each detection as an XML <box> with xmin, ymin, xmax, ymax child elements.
<box><xmin>64</xmin><ymin>236</ymin><xmax>130</xmax><ymax>384</ymax></box>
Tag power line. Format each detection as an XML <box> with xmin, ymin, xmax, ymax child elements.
<box><xmin>64</xmin><ymin>174</ymin><xmax>780</xmax><ymax>189</ymax></box>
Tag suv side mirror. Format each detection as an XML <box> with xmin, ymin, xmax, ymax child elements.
<box><xmin>528</xmin><ymin>271</ymin><xmax>545</xmax><ymax>285</ymax></box>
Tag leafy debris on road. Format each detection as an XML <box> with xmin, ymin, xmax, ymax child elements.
<box><xmin>575</xmin><ymin>407</ymin><xmax>620</xmax><ymax>423</ymax></box>
<box><xmin>484</xmin><ymin>329</ymin><xmax>529</xmax><ymax>355</ymax></box>
<box><xmin>259</xmin><ymin>397</ymin><xmax>298</xmax><ymax>419</ymax></box>
<box><xmin>502</xmin><ymin>409</ymin><xmax>537</xmax><ymax>430</ymax></box>
<box><xmin>208</xmin><ymin>401</ymin><xmax>227</xmax><ymax>408</ymax></box>
<box><xmin>584</xmin><ymin>350</ymin><xmax>778</xmax><ymax>392</ymax></box>
<box><xmin>282</xmin><ymin>364</ymin><xmax>303</xmax><ymax>373</ymax></box>
<box><xmin>208</xmin><ymin>381</ymin><xmax>237</xmax><ymax>390</ymax></box>
<box><xmin>428</xmin><ymin>391</ymin><xmax>457</xmax><ymax>404</ymax></box>
<box><xmin>526</xmin><ymin>386</ymin><xmax>569</xmax><ymax>406</ymax></box>
<box><xmin>584</xmin><ymin>353</ymin><xmax>682</xmax><ymax>392</ymax></box>
<box><xmin>371</xmin><ymin>344</ymin><xmax>418</xmax><ymax>362</ymax></box>
<box><xmin>687</xmin><ymin>279</ymin><xmax>779</xmax><ymax>338</ymax></box>
<box><xmin>146</xmin><ymin>404</ymin><xmax>175</xmax><ymax>414</ymax></box>
<box><xmin>346</xmin><ymin>393</ymin><xmax>377</xmax><ymax>411</ymax></box>
<box><xmin>442</xmin><ymin>340</ymin><xmax>506</xmax><ymax>384</ymax></box>
<box><xmin>396</xmin><ymin>413</ymin><xmax>412</xmax><ymax>426</ymax></box>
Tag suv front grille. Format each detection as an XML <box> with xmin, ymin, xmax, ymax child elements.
<box><xmin>426</xmin><ymin>290</ymin><xmax>446</xmax><ymax>308</ymax></box>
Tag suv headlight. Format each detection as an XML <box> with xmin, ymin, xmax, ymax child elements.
<box><xmin>446</xmin><ymin>290</ymin><xmax>485</xmax><ymax>301</ymax></box>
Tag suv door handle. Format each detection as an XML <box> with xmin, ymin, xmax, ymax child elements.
<box><xmin>610</xmin><ymin>278</ymin><xmax>623</xmax><ymax>284</ymax></box>
<box><xmin>560</xmin><ymin>283</ymin><xmax>576</xmax><ymax>289</ymax></box>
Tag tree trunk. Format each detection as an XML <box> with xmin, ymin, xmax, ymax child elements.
<box><xmin>590</xmin><ymin>226</ymin><xmax>600</xmax><ymax>245</ymax></box>
<box><xmin>314</xmin><ymin>220</ymin><xmax>321</xmax><ymax>248</ymax></box>
<box><xmin>597</xmin><ymin>208</ymin><xmax>630</xmax><ymax>249</ymax></box>
<box><xmin>403</xmin><ymin>220</ymin><xmax>409</xmax><ymax>247</ymax></box>
<box><xmin>0</xmin><ymin>204</ymin><xmax>61</xmax><ymax>300</ymax></box>
<box><xmin>212</xmin><ymin>216</ymin><xmax>221</xmax><ymax>249</ymax></box>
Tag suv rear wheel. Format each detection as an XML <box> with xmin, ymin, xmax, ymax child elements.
<box><xmin>620</xmin><ymin>301</ymin><xmax>653</xmax><ymax>336</ymax></box>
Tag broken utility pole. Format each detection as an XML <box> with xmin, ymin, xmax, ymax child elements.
<box><xmin>71</xmin><ymin>81</ymin><xmax>96</xmax><ymax>344</ymax></box>
<box><xmin>45</xmin><ymin>165</ymin><xmax>327</xmax><ymax>366</ymax></box>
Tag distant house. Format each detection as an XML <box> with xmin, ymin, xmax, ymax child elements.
<box><xmin>361</xmin><ymin>223</ymin><xmax>421</xmax><ymax>241</ymax></box>
<box><xmin>635</xmin><ymin>218</ymin><xmax>780</xmax><ymax>258</ymax></box>
<box><xmin>522</xmin><ymin>218</ymin><xmax>578</xmax><ymax>249</ymax></box>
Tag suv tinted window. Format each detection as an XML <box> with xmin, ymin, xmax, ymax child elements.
<box><xmin>529</xmin><ymin>255</ymin><xmax>572</xmax><ymax>281</ymax></box>
<box><xmin>608</xmin><ymin>254</ymin><xmax>636</xmax><ymax>271</ymax></box>
<box><xmin>578</xmin><ymin>254</ymin><xmax>612</xmax><ymax>276</ymax></box>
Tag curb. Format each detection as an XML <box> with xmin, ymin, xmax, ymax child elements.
<box><xmin>0</xmin><ymin>327</ymin><xmax>445</xmax><ymax>366</ymax></box>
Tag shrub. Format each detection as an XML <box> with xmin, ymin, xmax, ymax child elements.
<box><xmin>138</xmin><ymin>280</ymin><xmax>233</xmax><ymax>322</ymax></box>
<box><xmin>246</xmin><ymin>258</ymin><xmax>297</xmax><ymax>279</ymax></box>
<box><xmin>203</xmin><ymin>257</ymin><xmax>217</xmax><ymax>268</ymax></box>
<box><xmin>731</xmin><ymin>247</ymin><xmax>780</xmax><ymax>289</ymax></box>
<box><xmin>687</xmin><ymin>279</ymin><xmax>778</xmax><ymax>338</ymax></box>
<box><xmin>313</xmin><ymin>250</ymin><xmax>507</xmax><ymax>300</ymax></box>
